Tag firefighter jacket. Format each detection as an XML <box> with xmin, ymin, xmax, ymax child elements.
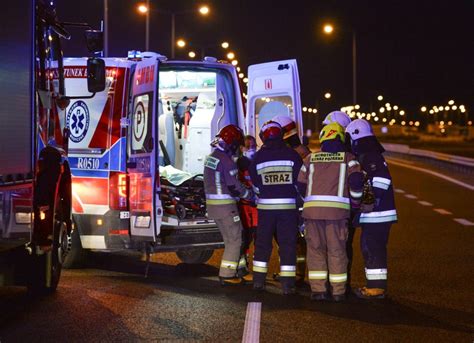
<box><xmin>204</xmin><ymin>148</ymin><xmax>252</xmax><ymax>219</ymax></box>
<box><xmin>298</xmin><ymin>141</ymin><xmax>364</xmax><ymax>220</ymax></box>
<box><xmin>249</xmin><ymin>140</ymin><xmax>303</xmax><ymax>210</ymax></box>
<box><xmin>358</xmin><ymin>151</ymin><xmax>397</xmax><ymax>224</ymax></box>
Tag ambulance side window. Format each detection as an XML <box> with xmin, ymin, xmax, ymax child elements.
<box><xmin>131</xmin><ymin>93</ymin><xmax>153</xmax><ymax>153</ymax></box>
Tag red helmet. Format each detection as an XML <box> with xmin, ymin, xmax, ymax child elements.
<box><xmin>259</xmin><ymin>120</ymin><xmax>283</xmax><ymax>143</ymax></box>
<box><xmin>215</xmin><ymin>124</ymin><xmax>244</xmax><ymax>152</ymax></box>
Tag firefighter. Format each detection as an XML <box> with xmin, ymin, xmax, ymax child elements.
<box><xmin>345</xmin><ymin>119</ymin><xmax>397</xmax><ymax>299</ymax></box>
<box><xmin>204</xmin><ymin>124</ymin><xmax>253</xmax><ymax>286</ymax></box>
<box><xmin>298</xmin><ymin>122</ymin><xmax>364</xmax><ymax>302</ymax></box>
<box><xmin>249</xmin><ymin>121</ymin><xmax>303</xmax><ymax>295</ymax></box>
<box><xmin>237</xmin><ymin>135</ymin><xmax>258</xmax><ymax>278</ymax></box>
<box><xmin>272</xmin><ymin>115</ymin><xmax>310</xmax><ymax>283</ymax></box>
<box><xmin>323</xmin><ymin>110</ymin><xmax>357</xmax><ymax>293</ymax></box>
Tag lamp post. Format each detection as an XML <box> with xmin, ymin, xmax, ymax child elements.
<box><xmin>323</xmin><ymin>23</ymin><xmax>357</xmax><ymax>105</ymax></box>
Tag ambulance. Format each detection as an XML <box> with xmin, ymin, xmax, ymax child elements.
<box><xmin>62</xmin><ymin>51</ymin><xmax>302</xmax><ymax>266</ymax></box>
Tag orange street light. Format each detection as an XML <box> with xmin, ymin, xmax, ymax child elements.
<box><xmin>323</xmin><ymin>24</ymin><xmax>334</xmax><ymax>34</ymax></box>
<box><xmin>199</xmin><ymin>5</ymin><xmax>210</xmax><ymax>15</ymax></box>
<box><xmin>137</xmin><ymin>3</ymin><xmax>149</xmax><ymax>14</ymax></box>
<box><xmin>227</xmin><ymin>52</ymin><xmax>235</xmax><ymax>60</ymax></box>
<box><xmin>188</xmin><ymin>51</ymin><xmax>196</xmax><ymax>58</ymax></box>
<box><xmin>221</xmin><ymin>42</ymin><xmax>229</xmax><ymax>49</ymax></box>
<box><xmin>176</xmin><ymin>39</ymin><xmax>186</xmax><ymax>48</ymax></box>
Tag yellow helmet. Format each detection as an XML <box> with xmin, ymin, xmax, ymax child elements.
<box><xmin>319</xmin><ymin>122</ymin><xmax>345</xmax><ymax>144</ymax></box>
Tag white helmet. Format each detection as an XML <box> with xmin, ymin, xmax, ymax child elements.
<box><xmin>272</xmin><ymin>115</ymin><xmax>298</xmax><ymax>140</ymax></box>
<box><xmin>345</xmin><ymin>119</ymin><xmax>374</xmax><ymax>141</ymax></box>
<box><xmin>322</xmin><ymin>111</ymin><xmax>351</xmax><ymax>128</ymax></box>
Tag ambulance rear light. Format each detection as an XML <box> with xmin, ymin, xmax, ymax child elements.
<box><xmin>110</xmin><ymin>172</ymin><xmax>128</xmax><ymax>210</ymax></box>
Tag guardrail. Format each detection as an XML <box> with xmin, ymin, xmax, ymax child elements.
<box><xmin>382</xmin><ymin>143</ymin><xmax>474</xmax><ymax>172</ymax></box>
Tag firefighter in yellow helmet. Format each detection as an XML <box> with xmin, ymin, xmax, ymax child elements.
<box><xmin>298</xmin><ymin>122</ymin><xmax>364</xmax><ymax>301</ymax></box>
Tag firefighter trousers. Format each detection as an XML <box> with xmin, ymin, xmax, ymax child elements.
<box><xmin>305</xmin><ymin>219</ymin><xmax>349</xmax><ymax>295</ymax></box>
<box><xmin>360</xmin><ymin>222</ymin><xmax>391</xmax><ymax>289</ymax></box>
<box><xmin>253</xmin><ymin>209</ymin><xmax>298</xmax><ymax>288</ymax></box>
<box><xmin>214</xmin><ymin>214</ymin><xmax>245</xmax><ymax>278</ymax></box>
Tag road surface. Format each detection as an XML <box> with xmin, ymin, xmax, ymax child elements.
<box><xmin>1</xmin><ymin>156</ymin><xmax>473</xmax><ymax>342</ymax></box>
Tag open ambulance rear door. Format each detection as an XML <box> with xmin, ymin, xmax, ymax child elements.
<box><xmin>127</xmin><ymin>53</ymin><xmax>163</xmax><ymax>242</ymax></box>
<box><xmin>246</xmin><ymin>59</ymin><xmax>303</xmax><ymax>145</ymax></box>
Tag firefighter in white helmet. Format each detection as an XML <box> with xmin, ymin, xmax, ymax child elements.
<box><xmin>272</xmin><ymin>115</ymin><xmax>310</xmax><ymax>283</ymax></box>
<box><xmin>322</xmin><ymin>111</ymin><xmax>352</xmax><ymax>128</ymax></box>
<box><xmin>345</xmin><ymin>119</ymin><xmax>397</xmax><ymax>299</ymax></box>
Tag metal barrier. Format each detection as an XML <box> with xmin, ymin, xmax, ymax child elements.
<box><xmin>382</xmin><ymin>143</ymin><xmax>474</xmax><ymax>174</ymax></box>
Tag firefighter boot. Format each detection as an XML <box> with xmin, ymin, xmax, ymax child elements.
<box><xmin>219</xmin><ymin>277</ymin><xmax>244</xmax><ymax>286</ymax></box>
<box><xmin>310</xmin><ymin>292</ymin><xmax>329</xmax><ymax>302</ymax></box>
<box><xmin>253</xmin><ymin>272</ymin><xmax>266</xmax><ymax>291</ymax></box>
<box><xmin>241</xmin><ymin>273</ymin><xmax>253</xmax><ymax>283</ymax></box>
<box><xmin>355</xmin><ymin>287</ymin><xmax>386</xmax><ymax>300</ymax></box>
<box><xmin>280</xmin><ymin>277</ymin><xmax>296</xmax><ymax>295</ymax></box>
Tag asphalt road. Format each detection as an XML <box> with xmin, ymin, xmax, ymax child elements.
<box><xmin>1</xmin><ymin>157</ymin><xmax>473</xmax><ymax>342</ymax></box>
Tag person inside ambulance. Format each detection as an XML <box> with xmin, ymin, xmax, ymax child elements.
<box><xmin>345</xmin><ymin>119</ymin><xmax>397</xmax><ymax>300</ymax></box>
<box><xmin>298</xmin><ymin>122</ymin><xmax>364</xmax><ymax>302</ymax></box>
<box><xmin>272</xmin><ymin>115</ymin><xmax>310</xmax><ymax>283</ymax></box>
<box><xmin>237</xmin><ymin>135</ymin><xmax>258</xmax><ymax>276</ymax></box>
<box><xmin>203</xmin><ymin>124</ymin><xmax>254</xmax><ymax>286</ymax></box>
<box><xmin>248</xmin><ymin>121</ymin><xmax>303</xmax><ymax>295</ymax></box>
<box><xmin>174</xmin><ymin>96</ymin><xmax>197</xmax><ymax>139</ymax></box>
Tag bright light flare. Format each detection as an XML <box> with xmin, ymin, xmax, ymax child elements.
<box><xmin>176</xmin><ymin>39</ymin><xmax>186</xmax><ymax>48</ymax></box>
<box><xmin>199</xmin><ymin>6</ymin><xmax>210</xmax><ymax>15</ymax></box>
<box><xmin>324</xmin><ymin>92</ymin><xmax>331</xmax><ymax>99</ymax></box>
<box><xmin>221</xmin><ymin>42</ymin><xmax>229</xmax><ymax>49</ymax></box>
<box><xmin>188</xmin><ymin>51</ymin><xmax>196</xmax><ymax>58</ymax></box>
<box><xmin>227</xmin><ymin>52</ymin><xmax>235</xmax><ymax>60</ymax></box>
<box><xmin>323</xmin><ymin>24</ymin><xmax>334</xmax><ymax>34</ymax></box>
<box><xmin>137</xmin><ymin>4</ymin><xmax>148</xmax><ymax>14</ymax></box>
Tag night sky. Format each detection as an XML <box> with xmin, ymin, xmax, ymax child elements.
<box><xmin>58</xmin><ymin>0</ymin><xmax>474</xmax><ymax>120</ymax></box>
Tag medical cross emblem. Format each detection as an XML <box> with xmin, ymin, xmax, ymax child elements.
<box><xmin>67</xmin><ymin>101</ymin><xmax>90</xmax><ymax>143</ymax></box>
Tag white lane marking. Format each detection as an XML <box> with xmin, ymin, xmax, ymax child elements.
<box><xmin>453</xmin><ymin>218</ymin><xmax>474</xmax><ymax>226</ymax></box>
<box><xmin>387</xmin><ymin>158</ymin><xmax>474</xmax><ymax>191</ymax></box>
<box><xmin>242</xmin><ymin>302</ymin><xmax>261</xmax><ymax>343</ymax></box>
<box><xmin>418</xmin><ymin>200</ymin><xmax>433</xmax><ymax>206</ymax></box>
<box><xmin>434</xmin><ymin>208</ymin><xmax>453</xmax><ymax>215</ymax></box>
<box><xmin>404</xmin><ymin>194</ymin><xmax>418</xmax><ymax>199</ymax></box>
<box><xmin>395</xmin><ymin>188</ymin><xmax>405</xmax><ymax>193</ymax></box>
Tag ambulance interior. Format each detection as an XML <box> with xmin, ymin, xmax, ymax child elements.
<box><xmin>157</xmin><ymin>67</ymin><xmax>238</xmax><ymax>219</ymax></box>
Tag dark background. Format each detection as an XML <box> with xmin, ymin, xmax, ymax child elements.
<box><xmin>57</xmin><ymin>0</ymin><xmax>474</xmax><ymax>119</ymax></box>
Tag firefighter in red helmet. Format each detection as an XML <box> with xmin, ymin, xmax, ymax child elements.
<box><xmin>249</xmin><ymin>121</ymin><xmax>303</xmax><ymax>294</ymax></box>
<box><xmin>204</xmin><ymin>124</ymin><xmax>254</xmax><ymax>285</ymax></box>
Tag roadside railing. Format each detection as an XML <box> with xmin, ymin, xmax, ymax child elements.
<box><xmin>382</xmin><ymin>143</ymin><xmax>474</xmax><ymax>174</ymax></box>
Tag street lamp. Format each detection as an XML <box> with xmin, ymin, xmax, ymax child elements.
<box><xmin>323</xmin><ymin>23</ymin><xmax>357</xmax><ymax>104</ymax></box>
<box><xmin>323</xmin><ymin>24</ymin><xmax>334</xmax><ymax>34</ymax></box>
<box><xmin>227</xmin><ymin>52</ymin><xmax>235</xmax><ymax>60</ymax></box>
<box><xmin>199</xmin><ymin>5</ymin><xmax>210</xmax><ymax>15</ymax></box>
<box><xmin>221</xmin><ymin>41</ymin><xmax>229</xmax><ymax>49</ymax></box>
<box><xmin>377</xmin><ymin>95</ymin><xmax>383</xmax><ymax>101</ymax></box>
<box><xmin>324</xmin><ymin>92</ymin><xmax>331</xmax><ymax>99</ymax></box>
<box><xmin>231</xmin><ymin>60</ymin><xmax>238</xmax><ymax>66</ymax></box>
<box><xmin>176</xmin><ymin>39</ymin><xmax>186</xmax><ymax>48</ymax></box>
<box><xmin>188</xmin><ymin>51</ymin><xmax>196</xmax><ymax>58</ymax></box>
<box><xmin>136</xmin><ymin>1</ymin><xmax>151</xmax><ymax>51</ymax></box>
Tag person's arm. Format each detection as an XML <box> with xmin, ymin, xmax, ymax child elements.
<box><xmin>364</xmin><ymin>153</ymin><xmax>392</xmax><ymax>209</ymax></box>
<box><xmin>224</xmin><ymin>157</ymin><xmax>253</xmax><ymax>200</ymax></box>
<box><xmin>347</xmin><ymin>154</ymin><xmax>364</xmax><ymax>210</ymax></box>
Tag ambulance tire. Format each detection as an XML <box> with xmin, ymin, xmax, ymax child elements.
<box><xmin>176</xmin><ymin>249</ymin><xmax>214</xmax><ymax>264</ymax></box>
<box><xmin>62</xmin><ymin>224</ymin><xmax>88</xmax><ymax>269</ymax></box>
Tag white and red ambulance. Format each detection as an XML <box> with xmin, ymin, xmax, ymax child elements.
<box><xmin>62</xmin><ymin>51</ymin><xmax>303</xmax><ymax>266</ymax></box>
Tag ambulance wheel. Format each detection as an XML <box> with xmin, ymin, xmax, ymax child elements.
<box><xmin>176</xmin><ymin>249</ymin><xmax>214</xmax><ymax>264</ymax></box>
<box><xmin>27</xmin><ymin>219</ymin><xmax>66</xmax><ymax>294</ymax></box>
<box><xmin>62</xmin><ymin>224</ymin><xmax>88</xmax><ymax>269</ymax></box>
